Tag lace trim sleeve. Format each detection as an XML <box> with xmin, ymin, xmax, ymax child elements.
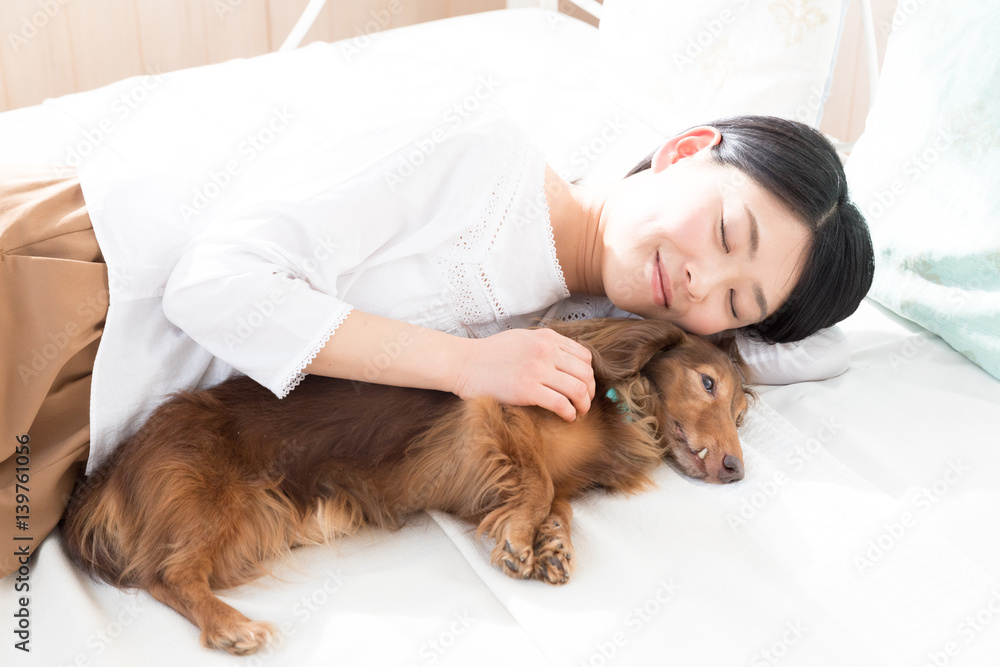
<box><xmin>275</xmin><ymin>305</ymin><xmax>354</xmax><ymax>399</ymax></box>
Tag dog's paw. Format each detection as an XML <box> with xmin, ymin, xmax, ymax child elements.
<box><xmin>203</xmin><ymin>619</ymin><xmax>276</xmax><ymax>656</ymax></box>
<box><xmin>531</xmin><ymin>516</ymin><xmax>574</xmax><ymax>585</ymax></box>
<box><xmin>490</xmin><ymin>532</ymin><xmax>535</xmax><ymax>580</ymax></box>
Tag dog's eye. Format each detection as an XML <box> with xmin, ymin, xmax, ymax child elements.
<box><xmin>736</xmin><ymin>410</ymin><xmax>746</xmax><ymax>427</ymax></box>
<box><xmin>701</xmin><ymin>374</ymin><xmax>716</xmax><ymax>395</ymax></box>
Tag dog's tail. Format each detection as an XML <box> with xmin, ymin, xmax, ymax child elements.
<box><xmin>60</xmin><ymin>435</ymin><xmax>137</xmax><ymax>586</ymax></box>
<box><xmin>60</xmin><ymin>389</ymin><xmax>230</xmax><ymax>588</ymax></box>
<box><xmin>61</xmin><ymin>389</ymin><xmax>306</xmax><ymax>591</ymax></box>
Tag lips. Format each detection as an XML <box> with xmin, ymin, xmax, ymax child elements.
<box><xmin>652</xmin><ymin>252</ymin><xmax>673</xmax><ymax>309</ymax></box>
<box><xmin>676</xmin><ymin>422</ymin><xmax>708</xmax><ymax>467</ymax></box>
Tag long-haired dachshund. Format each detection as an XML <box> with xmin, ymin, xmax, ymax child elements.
<box><xmin>61</xmin><ymin>318</ymin><xmax>753</xmax><ymax>656</ymax></box>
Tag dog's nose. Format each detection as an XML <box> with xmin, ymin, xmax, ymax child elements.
<box><xmin>720</xmin><ymin>454</ymin><xmax>744</xmax><ymax>483</ymax></box>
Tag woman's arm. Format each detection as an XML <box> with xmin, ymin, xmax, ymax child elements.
<box><xmin>162</xmin><ymin>190</ymin><xmax>595</xmax><ymax>418</ymax></box>
<box><xmin>304</xmin><ymin>309</ymin><xmax>596</xmax><ymax>422</ymax></box>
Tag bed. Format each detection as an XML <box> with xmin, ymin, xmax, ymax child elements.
<box><xmin>3</xmin><ymin>1</ymin><xmax>999</xmax><ymax>665</ymax></box>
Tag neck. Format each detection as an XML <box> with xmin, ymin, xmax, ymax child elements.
<box><xmin>544</xmin><ymin>165</ymin><xmax>610</xmax><ymax>296</ymax></box>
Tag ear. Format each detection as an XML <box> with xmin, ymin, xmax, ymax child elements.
<box><xmin>543</xmin><ymin>318</ymin><xmax>688</xmax><ymax>384</ymax></box>
<box><xmin>650</xmin><ymin>126</ymin><xmax>722</xmax><ymax>172</ymax></box>
<box><xmin>713</xmin><ymin>335</ymin><xmax>758</xmax><ymax>402</ymax></box>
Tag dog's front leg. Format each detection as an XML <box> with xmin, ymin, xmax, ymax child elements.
<box><xmin>531</xmin><ymin>496</ymin><xmax>574</xmax><ymax>585</ymax></box>
<box><xmin>480</xmin><ymin>460</ymin><xmax>554</xmax><ymax>581</ymax></box>
<box><xmin>466</xmin><ymin>403</ymin><xmax>557</xmax><ymax>581</ymax></box>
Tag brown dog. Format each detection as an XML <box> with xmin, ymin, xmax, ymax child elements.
<box><xmin>61</xmin><ymin>317</ymin><xmax>752</xmax><ymax>656</ymax></box>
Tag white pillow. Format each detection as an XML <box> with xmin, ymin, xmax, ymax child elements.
<box><xmin>597</xmin><ymin>0</ymin><xmax>849</xmax><ymax>134</ymax></box>
<box><xmin>733</xmin><ymin>326</ymin><xmax>850</xmax><ymax>385</ymax></box>
<box><xmin>844</xmin><ymin>0</ymin><xmax>1000</xmax><ymax>381</ymax></box>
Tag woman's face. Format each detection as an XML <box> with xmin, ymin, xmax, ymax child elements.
<box><xmin>601</xmin><ymin>135</ymin><xmax>811</xmax><ymax>336</ymax></box>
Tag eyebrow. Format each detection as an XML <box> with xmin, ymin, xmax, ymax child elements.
<box><xmin>745</xmin><ymin>203</ymin><xmax>759</xmax><ymax>259</ymax></box>
<box><xmin>744</xmin><ymin>203</ymin><xmax>767</xmax><ymax>321</ymax></box>
<box><xmin>753</xmin><ymin>282</ymin><xmax>767</xmax><ymax>323</ymax></box>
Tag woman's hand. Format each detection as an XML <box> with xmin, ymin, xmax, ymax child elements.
<box><xmin>303</xmin><ymin>310</ymin><xmax>594</xmax><ymax>420</ymax></box>
<box><xmin>450</xmin><ymin>328</ymin><xmax>596</xmax><ymax>422</ymax></box>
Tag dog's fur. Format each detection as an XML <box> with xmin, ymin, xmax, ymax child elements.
<box><xmin>61</xmin><ymin>318</ymin><xmax>752</xmax><ymax>656</ymax></box>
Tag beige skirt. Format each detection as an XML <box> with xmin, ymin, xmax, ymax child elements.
<box><xmin>0</xmin><ymin>166</ymin><xmax>108</xmax><ymax>578</ymax></box>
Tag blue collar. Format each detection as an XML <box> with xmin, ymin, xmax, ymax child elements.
<box><xmin>605</xmin><ymin>387</ymin><xmax>635</xmax><ymax>422</ymax></box>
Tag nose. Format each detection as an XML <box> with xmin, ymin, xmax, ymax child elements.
<box><xmin>686</xmin><ymin>260</ymin><xmax>735</xmax><ymax>304</ymax></box>
<box><xmin>719</xmin><ymin>454</ymin><xmax>744</xmax><ymax>483</ymax></box>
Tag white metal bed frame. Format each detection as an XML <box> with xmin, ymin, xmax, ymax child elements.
<box><xmin>279</xmin><ymin>0</ymin><xmax>880</xmax><ymax>113</ymax></box>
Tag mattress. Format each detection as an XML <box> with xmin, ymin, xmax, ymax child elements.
<box><xmin>3</xmin><ymin>8</ymin><xmax>999</xmax><ymax>667</ymax></box>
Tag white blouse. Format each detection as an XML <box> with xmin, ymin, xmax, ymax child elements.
<box><xmin>78</xmin><ymin>110</ymin><xmax>623</xmax><ymax>473</ymax></box>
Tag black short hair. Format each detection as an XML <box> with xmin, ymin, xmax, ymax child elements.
<box><xmin>625</xmin><ymin>115</ymin><xmax>875</xmax><ymax>344</ymax></box>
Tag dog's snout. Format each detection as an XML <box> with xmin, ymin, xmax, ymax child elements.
<box><xmin>720</xmin><ymin>454</ymin><xmax>744</xmax><ymax>483</ymax></box>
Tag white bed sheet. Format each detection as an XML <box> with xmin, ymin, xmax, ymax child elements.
<box><xmin>3</xmin><ymin>8</ymin><xmax>1000</xmax><ymax>667</ymax></box>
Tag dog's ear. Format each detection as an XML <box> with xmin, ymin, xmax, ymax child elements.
<box><xmin>542</xmin><ymin>318</ymin><xmax>687</xmax><ymax>384</ymax></box>
<box><xmin>712</xmin><ymin>334</ymin><xmax>758</xmax><ymax>401</ymax></box>
<box><xmin>713</xmin><ymin>335</ymin><xmax>744</xmax><ymax>369</ymax></box>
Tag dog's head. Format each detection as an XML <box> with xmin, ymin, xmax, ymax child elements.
<box><xmin>545</xmin><ymin>318</ymin><xmax>754</xmax><ymax>484</ymax></box>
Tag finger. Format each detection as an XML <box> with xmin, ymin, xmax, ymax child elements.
<box><xmin>555</xmin><ymin>348</ymin><xmax>596</xmax><ymax>399</ymax></box>
<box><xmin>533</xmin><ymin>385</ymin><xmax>578</xmax><ymax>422</ymax></box>
<box><xmin>555</xmin><ymin>335</ymin><xmax>592</xmax><ymax>366</ymax></box>
<box><xmin>543</xmin><ymin>370</ymin><xmax>592</xmax><ymax>418</ymax></box>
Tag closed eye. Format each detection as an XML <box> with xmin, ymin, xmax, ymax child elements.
<box><xmin>721</xmin><ymin>217</ymin><xmax>739</xmax><ymax>320</ymax></box>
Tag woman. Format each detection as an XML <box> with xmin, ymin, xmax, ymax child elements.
<box><xmin>0</xmin><ymin>113</ymin><xmax>873</xmax><ymax>578</ymax></box>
